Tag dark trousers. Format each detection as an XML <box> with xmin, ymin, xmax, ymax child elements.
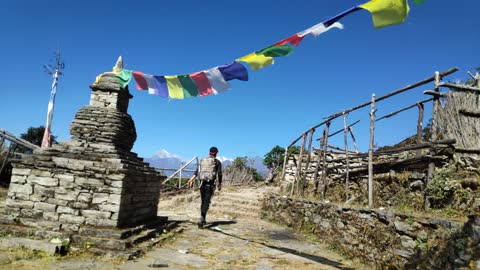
<box><xmin>200</xmin><ymin>182</ymin><xmax>215</xmax><ymax>222</ymax></box>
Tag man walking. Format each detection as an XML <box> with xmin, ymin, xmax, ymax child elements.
<box><xmin>188</xmin><ymin>146</ymin><xmax>223</xmax><ymax>228</ymax></box>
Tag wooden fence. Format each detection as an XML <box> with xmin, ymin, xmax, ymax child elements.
<box><xmin>281</xmin><ymin>67</ymin><xmax>480</xmax><ymax>208</ymax></box>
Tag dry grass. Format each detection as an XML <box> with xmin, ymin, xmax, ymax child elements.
<box><xmin>438</xmin><ymin>90</ymin><xmax>480</xmax><ymax>149</ymax></box>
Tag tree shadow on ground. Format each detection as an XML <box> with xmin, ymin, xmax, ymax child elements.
<box><xmin>206</xmin><ymin>222</ymin><xmax>355</xmax><ymax>270</ymax></box>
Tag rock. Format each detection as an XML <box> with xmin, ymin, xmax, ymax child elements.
<box><xmin>0</xmin><ymin>237</ymin><xmax>62</xmax><ymax>255</ymax></box>
<box><xmin>409</xmin><ymin>180</ymin><xmax>424</xmax><ymax>190</ymax></box>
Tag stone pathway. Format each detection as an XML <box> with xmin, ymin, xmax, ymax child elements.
<box><xmin>0</xmin><ymin>186</ymin><xmax>364</xmax><ymax>269</ymax></box>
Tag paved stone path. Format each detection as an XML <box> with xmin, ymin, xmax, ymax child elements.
<box><xmin>0</xmin><ymin>186</ymin><xmax>364</xmax><ymax>269</ymax></box>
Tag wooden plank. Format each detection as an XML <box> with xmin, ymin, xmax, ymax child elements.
<box><xmin>301</xmin><ymin>129</ymin><xmax>315</xmax><ymax>195</ymax></box>
<box><xmin>321</xmin><ymin>122</ymin><xmax>330</xmax><ymax>200</ymax></box>
<box><xmin>343</xmin><ymin>113</ymin><xmax>350</xmax><ymax>203</ymax></box>
<box><xmin>376</xmin><ymin>98</ymin><xmax>433</xmax><ymax>122</ymax></box>
<box><xmin>459</xmin><ymin>109</ymin><xmax>480</xmax><ymax>118</ymax></box>
<box><xmin>416</xmin><ymin>103</ymin><xmax>425</xmax><ymax>156</ymax></box>
<box><xmin>368</xmin><ymin>94</ymin><xmax>375</xmax><ymax>208</ymax></box>
<box><xmin>426</xmin><ymin>71</ymin><xmax>441</xmax><ymax>209</ymax></box>
<box><xmin>439</xmin><ymin>82</ymin><xmax>480</xmax><ymax>92</ymax></box>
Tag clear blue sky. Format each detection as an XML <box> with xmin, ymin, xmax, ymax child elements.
<box><xmin>0</xmin><ymin>0</ymin><xmax>478</xmax><ymax>161</ymax></box>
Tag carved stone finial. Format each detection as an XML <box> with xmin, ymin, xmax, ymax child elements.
<box><xmin>112</xmin><ymin>56</ymin><xmax>124</xmax><ymax>74</ymax></box>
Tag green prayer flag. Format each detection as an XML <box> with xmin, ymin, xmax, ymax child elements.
<box><xmin>116</xmin><ymin>69</ymin><xmax>133</xmax><ymax>88</ymax></box>
<box><xmin>257</xmin><ymin>45</ymin><xmax>294</xmax><ymax>57</ymax></box>
<box><xmin>178</xmin><ymin>75</ymin><xmax>199</xmax><ymax>98</ymax></box>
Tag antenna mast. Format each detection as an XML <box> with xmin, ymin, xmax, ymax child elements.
<box><xmin>41</xmin><ymin>47</ymin><xmax>65</xmax><ymax>148</ymax></box>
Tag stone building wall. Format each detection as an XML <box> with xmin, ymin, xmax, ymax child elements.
<box><xmin>262</xmin><ymin>195</ymin><xmax>480</xmax><ymax>269</ymax></box>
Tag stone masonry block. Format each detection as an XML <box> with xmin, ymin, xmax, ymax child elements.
<box><xmin>35</xmin><ymin>185</ymin><xmax>55</xmax><ymax>197</ymax></box>
<box><xmin>34</xmin><ymin>202</ymin><xmax>57</xmax><ymax>212</ymax></box>
<box><xmin>12</xmin><ymin>168</ymin><xmax>31</xmax><ymax>176</ymax></box>
<box><xmin>59</xmin><ymin>214</ymin><xmax>85</xmax><ymax>225</ymax></box>
<box><xmin>92</xmin><ymin>193</ymin><xmax>109</xmax><ymax>204</ymax></box>
<box><xmin>108</xmin><ymin>194</ymin><xmax>121</xmax><ymax>205</ymax></box>
<box><xmin>81</xmin><ymin>210</ymin><xmax>112</xmax><ymax>219</ymax></box>
<box><xmin>47</xmin><ymin>198</ymin><xmax>69</xmax><ymax>206</ymax></box>
<box><xmin>20</xmin><ymin>209</ymin><xmax>44</xmax><ymax>219</ymax></box>
<box><xmin>99</xmin><ymin>204</ymin><xmax>119</xmax><ymax>212</ymax></box>
<box><xmin>76</xmin><ymin>177</ymin><xmax>104</xmax><ymax>186</ymax></box>
<box><xmin>55</xmin><ymin>189</ymin><xmax>79</xmax><ymax>201</ymax></box>
<box><xmin>6</xmin><ymin>198</ymin><xmax>34</xmax><ymax>209</ymax></box>
<box><xmin>77</xmin><ymin>192</ymin><xmax>93</xmax><ymax>203</ymax></box>
<box><xmin>57</xmin><ymin>174</ymin><xmax>75</xmax><ymax>182</ymax></box>
<box><xmin>10</xmin><ymin>175</ymin><xmax>27</xmax><ymax>184</ymax></box>
<box><xmin>9</xmin><ymin>184</ymin><xmax>33</xmax><ymax>195</ymax></box>
<box><xmin>31</xmin><ymin>170</ymin><xmax>53</xmax><ymax>177</ymax></box>
<box><xmin>43</xmin><ymin>212</ymin><xmax>59</xmax><ymax>221</ymax></box>
<box><xmin>57</xmin><ymin>206</ymin><xmax>79</xmax><ymax>215</ymax></box>
<box><xmin>29</xmin><ymin>176</ymin><xmax>58</xmax><ymax>187</ymax></box>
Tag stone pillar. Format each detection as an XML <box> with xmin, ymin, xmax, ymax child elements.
<box><xmin>4</xmin><ymin>63</ymin><xmax>164</xmax><ymax>238</ymax></box>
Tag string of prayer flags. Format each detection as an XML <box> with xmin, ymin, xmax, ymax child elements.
<box><xmin>360</xmin><ymin>0</ymin><xmax>410</xmax><ymax>29</ymax></box>
<box><xmin>129</xmin><ymin>0</ymin><xmax>414</xmax><ymax>100</ymax></box>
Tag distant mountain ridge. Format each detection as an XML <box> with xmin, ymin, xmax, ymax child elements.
<box><xmin>144</xmin><ymin>150</ymin><xmax>268</xmax><ymax>178</ymax></box>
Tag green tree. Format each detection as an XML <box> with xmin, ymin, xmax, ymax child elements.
<box><xmin>17</xmin><ymin>126</ymin><xmax>58</xmax><ymax>153</ymax></box>
<box><xmin>264</xmin><ymin>145</ymin><xmax>285</xmax><ymax>170</ymax></box>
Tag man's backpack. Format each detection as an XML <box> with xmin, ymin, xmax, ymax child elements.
<box><xmin>199</xmin><ymin>157</ymin><xmax>216</xmax><ymax>181</ymax></box>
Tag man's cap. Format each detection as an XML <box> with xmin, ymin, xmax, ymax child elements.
<box><xmin>209</xmin><ymin>147</ymin><xmax>218</xmax><ymax>153</ymax></box>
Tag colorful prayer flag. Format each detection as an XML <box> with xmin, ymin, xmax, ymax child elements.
<box><xmin>165</xmin><ymin>76</ymin><xmax>184</xmax><ymax>99</ymax></box>
<box><xmin>178</xmin><ymin>75</ymin><xmax>199</xmax><ymax>98</ymax></box>
<box><xmin>154</xmin><ymin>76</ymin><xmax>169</xmax><ymax>98</ymax></box>
<box><xmin>298</xmin><ymin>22</ymin><xmax>344</xmax><ymax>37</ymax></box>
<box><xmin>360</xmin><ymin>0</ymin><xmax>410</xmax><ymax>29</ymax></box>
<box><xmin>257</xmin><ymin>45</ymin><xmax>294</xmax><ymax>57</ymax></box>
<box><xmin>190</xmin><ymin>71</ymin><xmax>215</xmax><ymax>96</ymax></box>
<box><xmin>275</xmin><ymin>34</ymin><xmax>305</xmax><ymax>47</ymax></box>
<box><xmin>237</xmin><ymin>53</ymin><xmax>274</xmax><ymax>71</ymax></box>
<box><xmin>115</xmin><ymin>69</ymin><xmax>132</xmax><ymax>88</ymax></box>
<box><xmin>132</xmin><ymin>71</ymin><xmax>149</xmax><ymax>90</ymax></box>
<box><xmin>219</xmin><ymin>62</ymin><xmax>249</xmax><ymax>81</ymax></box>
<box><xmin>143</xmin><ymin>74</ymin><xmax>158</xmax><ymax>95</ymax></box>
<box><xmin>204</xmin><ymin>67</ymin><xmax>231</xmax><ymax>93</ymax></box>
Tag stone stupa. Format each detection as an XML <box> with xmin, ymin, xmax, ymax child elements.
<box><xmin>2</xmin><ymin>57</ymin><xmax>167</xmax><ymax>255</ymax></box>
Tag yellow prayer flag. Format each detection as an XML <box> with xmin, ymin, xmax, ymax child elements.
<box><xmin>93</xmin><ymin>73</ymin><xmax>105</xmax><ymax>86</ymax></box>
<box><xmin>360</xmin><ymin>0</ymin><xmax>409</xmax><ymax>29</ymax></box>
<box><xmin>236</xmin><ymin>53</ymin><xmax>274</xmax><ymax>71</ymax></box>
<box><xmin>165</xmin><ymin>76</ymin><xmax>184</xmax><ymax>99</ymax></box>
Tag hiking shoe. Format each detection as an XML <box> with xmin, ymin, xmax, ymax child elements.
<box><xmin>197</xmin><ymin>221</ymin><xmax>205</xmax><ymax>229</ymax></box>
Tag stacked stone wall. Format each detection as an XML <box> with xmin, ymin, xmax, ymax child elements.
<box><xmin>262</xmin><ymin>195</ymin><xmax>480</xmax><ymax>269</ymax></box>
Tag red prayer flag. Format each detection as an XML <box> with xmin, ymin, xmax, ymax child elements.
<box><xmin>132</xmin><ymin>71</ymin><xmax>148</xmax><ymax>90</ymax></box>
<box><xmin>274</xmin><ymin>34</ymin><xmax>304</xmax><ymax>47</ymax></box>
<box><xmin>190</xmin><ymin>71</ymin><xmax>215</xmax><ymax>96</ymax></box>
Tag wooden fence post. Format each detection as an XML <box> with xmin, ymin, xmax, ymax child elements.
<box><xmin>425</xmin><ymin>71</ymin><xmax>441</xmax><ymax>209</ymax></box>
<box><xmin>343</xmin><ymin>112</ymin><xmax>350</xmax><ymax>202</ymax></box>
<box><xmin>321</xmin><ymin>122</ymin><xmax>331</xmax><ymax>201</ymax></box>
<box><xmin>295</xmin><ymin>133</ymin><xmax>307</xmax><ymax>196</ymax></box>
<box><xmin>281</xmin><ymin>147</ymin><xmax>289</xmax><ymax>182</ymax></box>
<box><xmin>416</xmin><ymin>102</ymin><xmax>424</xmax><ymax>156</ymax></box>
<box><xmin>301</xmin><ymin>129</ymin><xmax>315</xmax><ymax>196</ymax></box>
<box><xmin>368</xmin><ymin>93</ymin><xmax>376</xmax><ymax>208</ymax></box>
<box><xmin>0</xmin><ymin>144</ymin><xmax>15</xmax><ymax>177</ymax></box>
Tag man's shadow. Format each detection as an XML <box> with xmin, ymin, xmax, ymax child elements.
<box><xmin>203</xmin><ymin>220</ymin><xmax>355</xmax><ymax>270</ymax></box>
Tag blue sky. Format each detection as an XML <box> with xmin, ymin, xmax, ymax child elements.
<box><xmin>0</xmin><ymin>0</ymin><xmax>478</xmax><ymax>161</ymax></box>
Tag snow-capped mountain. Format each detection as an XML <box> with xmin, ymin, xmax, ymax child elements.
<box><xmin>145</xmin><ymin>150</ymin><xmax>269</xmax><ymax>177</ymax></box>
